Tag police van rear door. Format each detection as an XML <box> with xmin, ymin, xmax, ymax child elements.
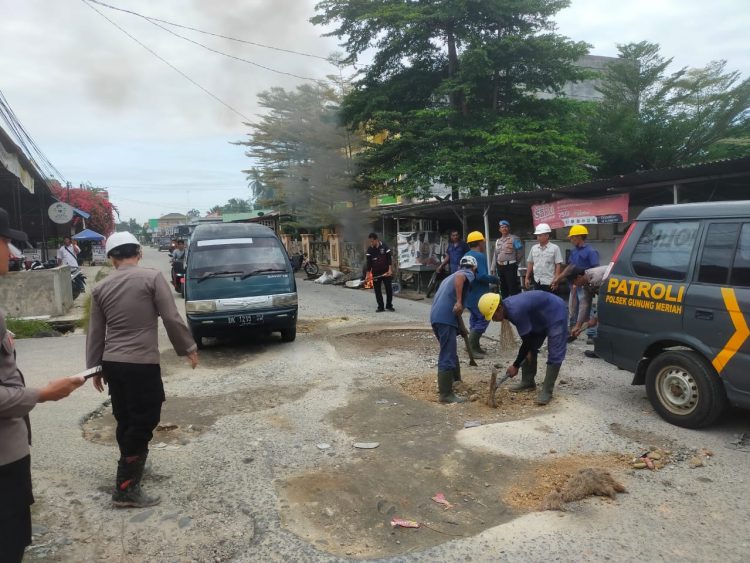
<box><xmin>600</xmin><ymin>219</ymin><xmax>700</xmax><ymax>371</ymax></box>
<box><xmin>684</xmin><ymin>221</ymin><xmax>750</xmax><ymax>396</ymax></box>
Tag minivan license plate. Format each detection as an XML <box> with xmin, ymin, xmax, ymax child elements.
<box><xmin>228</xmin><ymin>314</ymin><xmax>264</xmax><ymax>326</ymax></box>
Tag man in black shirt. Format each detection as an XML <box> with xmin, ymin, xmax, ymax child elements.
<box><xmin>364</xmin><ymin>233</ymin><xmax>394</xmax><ymax>312</ymax></box>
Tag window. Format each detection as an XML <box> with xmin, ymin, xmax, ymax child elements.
<box><xmin>631</xmin><ymin>221</ymin><xmax>699</xmax><ymax>281</ymax></box>
<box><xmin>697</xmin><ymin>223</ymin><xmax>739</xmax><ymax>284</ymax></box>
<box><xmin>190</xmin><ymin>238</ymin><xmax>288</xmax><ymax>274</ymax></box>
<box><xmin>731</xmin><ymin>223</ymin><xmax>750</xmax><ymax>287</ymax></box>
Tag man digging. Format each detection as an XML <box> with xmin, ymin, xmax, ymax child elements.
<box><xmin>429</xmin><ymin>255</ymin><xmax>477</xmax><ymax>404</ymax></box>
<box><xmin>478</xmin><ymin>290</ymin><xmax>568</xmax><ymax>405</ymax></box>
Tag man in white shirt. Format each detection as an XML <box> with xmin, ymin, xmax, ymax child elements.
<box><xmin>57</xmin><ymin>236</ymin><xmax>80</xmax><ymax>268</ymax></box>
<box><xmin>524</xmin><ymin>223</ymin><xmax>562</xmax><ymax>293</ymax></box>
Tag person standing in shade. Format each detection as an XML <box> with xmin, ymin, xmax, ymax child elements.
<box><xmin>364</xmin><ymin>232</ymin><xmax>394</xmax><ymax>312</ymax></box>
<box><xmin>552</xmin><ymin>225</ymin><xmax>600</xmax><ymax>344</ymax></box>
<box><xmin>478</xmin><ymin>290</ymin><xmax>568</xmax><ymax>405</ymax></box>
<box><xmin>436</xmin><ymin>230</ymin><xmax>469</xmax><ymax>275</ymax></box>
<box><xmin>525</xmin><ymin>223</ymin><xmax>563</xmax><ymax>293</ymax></box>
<box><xmin>464</xmin><ymin>231</ymin><xmax>500</xmax><ymax>358</ymax></box>
<box><xmin>57</xmin><ymin>235</ymin><xmax>80</xmax><ymax>268</ymax></box>
<box><xmin>87</xmin><ymin>232</ymin><xmax>198</xmax><ymax>508</ymax></box>
<box><xmin>492</xmin><ymin>220</ymin><xmax>524</xmax><ymax>298</ymax></box>
<box><xmin>0</xmin><ymin>208</ymin><xmax>85</xmax><ymax>563</ymax></box>
<box><xmin>430</xmin><ymin>255</ymin><xmax>477</xmax><ymax>403</ymax></box>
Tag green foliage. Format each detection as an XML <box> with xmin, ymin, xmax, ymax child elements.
<box><xmin>6</xmin><ymin>318</ymin><xmax>56</xmax><ymax>339</ymax></box>
<box><xmin>589</xmin><ymin>41</ymin><xmax>750</xmax><ymax>176</ymax></box>
<box><xmin>115</xmin><ymin>218</ymin><xmax>143</xmax><ymax>234</ymax></box>
<box><xmin>313</xmin><ymin>0</ymin><xmax>594</xmax><ymax>196</ymax></box>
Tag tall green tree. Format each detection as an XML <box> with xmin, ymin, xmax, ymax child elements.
<box><xmin>589</xmin><ymin>41</ymin><xmax>750</xmax><ymax>176</ymax></box>
<box><xmin>312</xmin><ymin>0</ymin><xmax>594</xmax><ymax>197</ymax></box>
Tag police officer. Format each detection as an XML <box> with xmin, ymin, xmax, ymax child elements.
<box><xmin>87</xmin><ymin>232</ymin><xmax>198</xmax><ymax>508</ymax></box>
<box><xmin>430</xmin><ymin>255</ymin><xmax>477</xmax><ymax>403</ymax></box>
<box><xmin>0</xmin><ymin>208</ymin><xmax>84</xmax><ymax>562</ymax></box>
<box><xmin>492</xmin><ymin>220</ymin><xmax>524</xmax><ymax>298</ymax></box>
<box><xmin>478</xmin><ymin>290</ymin><xmax>568</xmax><ymax>405</ymax></box>
<box><xmin>363</xmin><ymin>232</ymin><xmax>394</xmax><ymax>312</ymax></box>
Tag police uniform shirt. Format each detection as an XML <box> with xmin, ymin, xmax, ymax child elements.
<box><xmin>86</xmin><ymin>264</ymin><xmax>196</xmax><ymax>367</ymax></box>
<box><xmin>430</xmin><ymin>270</ymin><xmax>476</xmax><ymax>327</ymax></box>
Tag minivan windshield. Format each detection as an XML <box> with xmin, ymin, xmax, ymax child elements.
<box><xmin>189</xmin><ymin>237</ymin><xmax>288</xmax><ymax>276</ymax></box>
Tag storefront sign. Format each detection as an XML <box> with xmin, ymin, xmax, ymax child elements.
<box><xmin>531</xmin><ymin>194</ymin><xmax>629</xmax><ymax>229</ymax></box>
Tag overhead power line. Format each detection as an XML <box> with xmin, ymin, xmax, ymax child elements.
<box><xmin>86</xmin><ymin>0</ymin><xmax>333</xmax><ymax>63</ymax></box>
<box><xmin>81</xmin><ymin>0</ymin><xmax>252</xmax><ymax>122</ymax></box>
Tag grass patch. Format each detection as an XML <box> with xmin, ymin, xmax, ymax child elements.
<box><xmin>6</xmin><ymin>318</ymin><xmax>58</xmax><ymax>339</ymax></box>
<box><xmin>77</xmin><ymin>294</ymin><xmax>92</xmax><ymax>332</ymax></box>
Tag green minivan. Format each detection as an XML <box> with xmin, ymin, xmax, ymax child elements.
<box><xmin>184</xmin><ymin>223</ymin><xmax>298</xmax><ymax>347</ymax></box>
<box><xmin>596</xmin><ymin>201</ymin><xmax>750</xmax><ymax>428</ymax></box>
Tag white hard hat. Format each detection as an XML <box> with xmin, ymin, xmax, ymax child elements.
<box><xmin>534</xmin><ymin>223</ymin><xmax>552</xmax><ymax>235</ymax></box>
<box><xmin>105</xmin><ymin>231</ymin><xmax>140</xmax><ymax>257</ymax></box>
<box><xmin>459</xmin><ymin>255</ymin><xmax>478</xmax><ymax>269</ymax></box>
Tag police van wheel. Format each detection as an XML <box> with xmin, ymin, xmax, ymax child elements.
<box><xmin>645</xmin><ymin>350</ymin><xmax>727</xmax><ymax>428</ymax></box>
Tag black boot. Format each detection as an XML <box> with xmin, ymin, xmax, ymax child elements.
<box><xmin>468</xmin><ymin>331</ymin><xmax>486</xmax><ymax>358</ymax></box>
<box><xmin>438</xmin><ymin>369</ymin><xmax>466</xmax><ymax>404</ymax></box>
<box><xmin>112</xmin><ymin>452</ymin><xmax>161</xmax><ymax>508</ymax></box>
<box><xmin>536</xmin><ymin>364</ymin><xmax>561</xmax><ymax>405</ymax></box>
<box><xmin>511</xmin><ymin>356</ymin><xmax>537</xmax><ymax>392</ymax></box>
<box><xmin>453</xmin><ymin>364</ymin><xmax>462</xmax><ymax>382</ymax></box>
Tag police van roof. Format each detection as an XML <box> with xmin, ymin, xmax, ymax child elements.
<box><xmin>637</xmin><ymin>201</ymin><xmax>750</xmax><ymax>221</ymax></box>
<box><xmin>191</xmin><ymin>223</ymin><xmax>276</xmax><ymax>241</ymax></box>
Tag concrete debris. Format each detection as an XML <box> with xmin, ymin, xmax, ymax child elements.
<box><xmin>463</xmin><ymin>421</ymin><xmax>482</xmax><ymax>429</ymax></box>
<box><xmin>353</xmin><ymin>442</ymin><xmax>380</xmax><ymax>449</ymax></box>
<box><xmin>316</xmin><ymin>443</ymin><xmax>331</xmax><ymax>450</ymax></box>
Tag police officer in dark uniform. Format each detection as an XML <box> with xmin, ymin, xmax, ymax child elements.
<box><xmin>363</xmin><ymin>232</ymin><xmax>394</xmax><ymax>312</ymax></box>
<box><xmin>0</xmin><ymin>208</ymin><xmax>84</xmax><ymax>562</ymax></box>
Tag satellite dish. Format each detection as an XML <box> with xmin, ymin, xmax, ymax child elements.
<box><xmin>48</xmin><ymin>202</ymin><xmax>74</xmax><ymax>224</ymax></box>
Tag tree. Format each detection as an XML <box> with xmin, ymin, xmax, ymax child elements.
<box><xmin>186</xmin><ymin>208</ymin><xmax>201</xmax><ymax>219</ymax></box>
<box><xmin>115</xmin><ymin>218</ymin><xmax>143</xmax><ymax>234</ymax></box>
<box><xmin>312</xmin><ymin>0</ymin><xmax>595</xmax><ymax>197</ymax></box>
<box><xmin>238</xmin><ymin>83</ymin><xmax>368</xmax><ymax>230</ymax></box>
<box><xmin>50</xmin><ymin>184</ymin><xmax>116</xmax><ymax>235</ymax></box>
<box><xmin>588</xmin><ymin>42</ymin><xmax>750</xmax><ymax>176</ymax></box>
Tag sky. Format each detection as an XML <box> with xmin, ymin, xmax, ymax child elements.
<box><xmin>1</xmin><ymin>0</ymin><xmax>748</xmax><ymax>224</ymax></box>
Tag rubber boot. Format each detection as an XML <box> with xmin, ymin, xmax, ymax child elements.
<box><xmin>468</xmin><ymin>331</ymin><xmax>486</xmax><ymax>359</ymax></box>
<box><xmin>453</xmin><ymin>363</ymin><xmax>462</xmax><ymax>382</ymax></box>
<box><xmin>438</xmin><ymin>369</ymin><xmax>466</xmax><ymax>404</ymax></box>
<box><xmin>510</xmin><ymin>356</ymin><xmax>537</xmax><ymax>392</ymax></box>
<box><xmin>536</xmin><ymin>364</ymin><xmax>561</xmax><ymax>406</ymax></box>
<box><xmin>112</xmin><ymin>453</ymin><xmax>161</xmax><ymax>508</ymax></box>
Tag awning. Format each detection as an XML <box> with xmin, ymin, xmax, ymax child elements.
<box><xmin>72</xmin><ymin>228</ymin><xmax>105</xmax><ymax>241</ymax></box>
<box><xmin>73</xmin><ymin>207</ymin><xmax>90</xmax><ymax>219</ymax></box>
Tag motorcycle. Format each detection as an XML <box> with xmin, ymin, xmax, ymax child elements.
<box><xmin>291</xmin><ymin>252</ymin><xmax>319</xmax><ymax>276</ymax></box>
<box><xmin>169</xmin><ymin>253</ymin><xmax>185</xmax><ymax>295</ymax></box>
<box><xmin>71</xmin><ymin>267</ymin><xmax>87</xmax><ymax>300</ymax></box>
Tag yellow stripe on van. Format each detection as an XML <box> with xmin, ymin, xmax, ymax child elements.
<box><xmin>712</xmin><ymin>288</ymin><xmax>750</xmax><ymax>374</ymax></box>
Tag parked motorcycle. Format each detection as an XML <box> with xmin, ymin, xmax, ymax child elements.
<box><xmin>71</xmin><ymin>267</ymin><xmax>87</xmax><ymax>300</ymax></box>
<box><xmin>291</xmin><ymin>252</ymin><xmax>319</xmax><ymax>276</ymax></box>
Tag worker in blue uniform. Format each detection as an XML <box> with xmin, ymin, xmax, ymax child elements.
<box><xmin>463</xmin><ymin>231</ymin><xmax>500</xmax><ymax>359</ymax></box>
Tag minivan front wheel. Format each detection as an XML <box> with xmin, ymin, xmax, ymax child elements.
<box><xmin>280</xmin><ymin>325</ymin><xmax>296</xmax><ymax>342</ymax></box>
<box><xmin>645</xmin><ymin>350</ymin><xmax>727</xmax><ymax>428</ymax></box>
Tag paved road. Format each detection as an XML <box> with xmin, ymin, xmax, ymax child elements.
<box><xmin>16</xmin><ymin>247</ymin><xmax>750</xmax><ymax>562</ymax></box>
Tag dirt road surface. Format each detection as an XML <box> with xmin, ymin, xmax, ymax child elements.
<box><xmin>16</xmin><ymin>247</ymin><xmax>750</xmax><ymax>561</ymax></box>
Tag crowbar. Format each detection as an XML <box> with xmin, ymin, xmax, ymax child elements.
<box><xmin>487</xmin><ymin>365</ymin><xmax>513</xmax><ymax>408</ymax></box>
<box><xmin>456</xmin><ymin>313</ymin><xmax>477</xmax><ymax>366</ymax></box>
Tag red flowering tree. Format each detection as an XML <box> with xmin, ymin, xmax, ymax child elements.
<box><xmin>50</xmin><ymin>185</ymin><xmax>117</xmax><ymax>236</ymax></box>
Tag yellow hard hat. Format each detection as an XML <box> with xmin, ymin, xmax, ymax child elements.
<box><xmin>466</xmin><ymin>231</ymin><xmax>485</xmax><ymax>243</ymax></box>
<box><xmin>478</xmin><ymin>292</ymin><xmax>501</xmax><ymax>321</ymax></box>
<box><xmin>568</xmin><ymin>224</ymin><xmax>589</xmax><ymax>237</ymax></box>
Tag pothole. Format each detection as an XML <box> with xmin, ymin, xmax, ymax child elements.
<box><xmin>334</xmin><ymin>328</ymin><xmax>436</xmax><ymax>359</ymax></box>
<box><xmin>82</xmin><ymin>386</ymin><xmax>306</xmax><ymax>446</ymax></box>
<box><xmin>277</xmin><ymin>387</ymin><xmax>525</xmax><ymax>558</ymax></box>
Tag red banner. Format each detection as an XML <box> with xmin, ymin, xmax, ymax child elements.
<box><xmin>531</xmin><ymin>194</ymin><xmax>629</xmax><ymax>229</ymax></box>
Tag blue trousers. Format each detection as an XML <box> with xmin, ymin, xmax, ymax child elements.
<box><xmin>546</xmin><ymin>320</ymin><xmax>568</xmax><ymax>365</ymax></box>
<box><xmin>468</xmin><ymin>305</ymin><xmax>490</xmax><ymax>334</ymax></box>
<box><xmin>433</xmin><ymin>323</ymin><xmax>458</xmax><ymax>371</ymax></box>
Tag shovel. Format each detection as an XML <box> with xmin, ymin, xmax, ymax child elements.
<box><xmin>487</xmin><ymin>365</ymin><xmax>513</xmax><ymax>408</ymax></box>
<box><xmin>456</xmin><ymin>314</ymin><xmax>477</xmax><ymax>367</ymax></box>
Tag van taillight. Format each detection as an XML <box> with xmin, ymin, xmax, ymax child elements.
<box><xmin>604</xmin><ymin>222</ymin><xmax>636</xmax><ymax>279</ymax></box>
